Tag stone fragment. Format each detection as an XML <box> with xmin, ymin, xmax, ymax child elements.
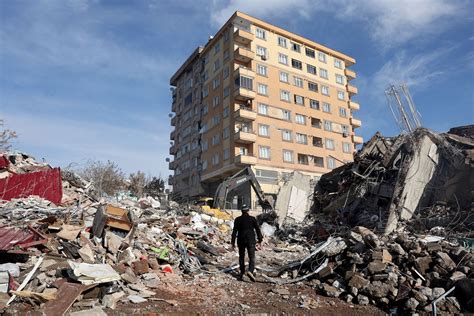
<box><xmin>132</xmin><ymin>259</ymin><xmax>149</xmax><ymax>275</ymax></box>
<box><xmin>405</xmin><ymin>298</ymin><xmax>419</xmax><ymax>312</ymax></box>
<box><xmin>128</xmin><ymin>295</ymin><xmax>147</xmax><ymax>304</ymax></box>
<box><xmin>389</xmin><ymin>243</ymin><xmax>406</xmax><ymax>256</ymax></box>
<box><xmin>415</xmin><ymin>256</ymin><xmax>432</xmax><ymax>274</ymax></box>
<box><xmin>78</xmin><ymin>244</ymin><xmax>95</xmax><ymax>263</ymax></box>
<box><xmin>121</xmin><ymin>271</ymin><xmax>138</xmax><ymax>284</ymax></box>
<box><xmin>322</xmin><ymin>237</ymin><xmax>347</xmax><ymax>256</ymax></box>
<box><xmin>436</xmin><ymin>252</ymin><xmax>456</xmax><ymax>271</ymax></box>
<box><xmin>419</xmin><ymin>287</ymin><xmax>433</xmax><ymax>300</ymax></box>
<box><xmin>102</xmin><ymin>291</ymin><xmax>125</xmax><ymax>309</ymax></box>
<box><xmin>348</xmin><ymin>274</ymin><xmax>369</xmax><ymax>289</ymax></box>
<box><xmin>431</xmin><ymin>287</ymin><xmax>445</xmax><ymax>300</ymax></box>
<box><xmin>321</xmin><ymin>283</ymin><xmax>341</xmax><ymax>298</ymax></box>
<box><xmin>449</xmin><ymin>271</ymin><xmax>466</xmax><ymax>282</ymax></box>
<box><xmin>366</xmin><ymin>281</ymin><xmax>391</xmax><ymax>298</ymax></box>
<box><xmin>272</xmin><ymin>288</ymin><xmax>290</xmax><ymax>296</ymax></box>
<box><xmin>354</xmin><ymin>227</ymin><xmax>380</xmax><ymax>248</ymax></box>
<box><xmin>412</xmin><ymin>290</ymin><xmax>428</xmax><ymax>303</ymax></box>
<box><xmin>357</xmin><ymin>295</ymin><xmax>369</xmax><ymax>305</ymax></box>
<box><xmin>368</xmin><ymin>261</ymin><xmax>386</xmax><ymax>274</ymax></box>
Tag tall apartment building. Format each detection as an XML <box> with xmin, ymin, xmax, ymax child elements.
<box><xmin>169</xmin><ymin>11</ymin><xmax>362</xmax><ymax>208</ymax></box>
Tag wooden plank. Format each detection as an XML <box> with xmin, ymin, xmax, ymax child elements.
<box><xmin>43</xmin><ymin>283</ymin><xmax>88</xmax><ymax>316</ymax></box>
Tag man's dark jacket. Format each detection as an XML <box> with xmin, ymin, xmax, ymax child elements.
<box><xmin>231</xmin><ymin>213</ymin><xmax>263</xmax><ymax>246</ymax></box>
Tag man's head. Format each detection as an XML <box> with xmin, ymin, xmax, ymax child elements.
<box><xmin>241</xmin><ymin>204</ymin><xmax>250</xmax><ymax>213</ymax></box>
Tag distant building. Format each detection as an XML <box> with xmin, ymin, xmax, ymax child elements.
<box><xmin>169</xmin><ymin>11</ymin><xmax>362</xmax><ymax>208</ymax></box>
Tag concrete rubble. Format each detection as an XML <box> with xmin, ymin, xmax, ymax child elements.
<box><xmin>0</xmin><ymin>126</ymin><xmax>472</xmax><ymax>314</ymax></box>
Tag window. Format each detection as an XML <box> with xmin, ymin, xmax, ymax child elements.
<box><xmin>201</xmin><ymin>139</ymin><xmax>208</xmax><ymax>150</ymax></box>
<box><xmin>213</xmin><ymin>95</ymin><xmax>220</xmax><ymax>107</ymax></box>
<box><xmin>307</xmin><ymin>64</ymin><xmax>317</xmax><ymax>75</ymax></box>
<box><xmin>318</xmin><ymin>52</ymin><xmax>327</xmax><ymax>63</ymax></box>
<box><xmin>313</xmin><ymin>136</ymin><xmax>323</xmax><ymax>147</ymax></box>
<box><xmin>295</xmin><ymin>114</ymin><xmax>306</xmax><ymax>125</ymax></box>
<box><xmin>283</xmin><ymin>150</ymin><xmax>293</xmax><ymax>162</ymax></box>
<box><xmin>342</xmin><ymin>125</ymin><xmax>349</xmax><ymax>135</ymax></box>
<box><xmin>327</xmin><ymin>157</ymin><xmax>336</xmax><ymax>169</ymax></box>
<box><xmin>294</xmin><ymin>95</ymin><xmax>304</xmax><ymax>105</ymax></box>
<box><xmin>223</xmin><ymin>127</ymin><xmax>230</xmax><ymax>139</ymax></box>
<box><xmin>259</xmin><ymin>146</ymin><xmax>270</xmax><ymax>159</ymax></box>
<box><xmin>298</xmin><ymin>154</ymin><xmax>309</xmax><ymax>165</ymax></box>
<box><xmin>282</xmin><ymin>130</ymin><xmax>292</xmax><ymax>141</ymax></box>
<box><xmin>211</xmin><ymin>134</ymin><xmax>220</xmax><ymax>145</ymax></box>
<box><xmin>321</xmin><ymin>85</ymin><xmax>330</xmax><ymax>96</ymax></box>
<box><xmin>258</xmin><ymin>124</ymin><xmax>270</xmax><ymax>137</ymax></box>
<box><xmin>223</xmin><ymin>49</ymin><xmax>230</xmax><ymax>61</ymax></box>
<box><xmin>214</xmin><ymin>42</ymin><xmax>220</xmax><ymax>54</ymax></box>
<box><xmin>223</xmin><ymin>106</ymin><xmax>229</xmax><ymax>118</ymax></box>
<box><xmin>343</xmin><ymin>142</ymin><xmax>351</xmax><ymax>153</ymax></box>
<box><xmin>296</xmin><ymin>133</ymin><xmax>308</xmax><ymax>144</ymax></box>
<box><xmin>223</xmin><ymin>29</ymin><xmax>230</xmax><ymax>42</ymax></box>
<box><xmin>308</xmin><ymin>81</ymin><xmax>318</xmax><ymax>92</ymax></box>
<box><xmin>213</xmin><ymin>59</ymin><xmax>220</xmax><ymax>72</ymax></box>
<box><xmin>320</xmin><ymin>68</ymin><xmax>328</xmax><ymax>79</ymax></box>
<box><xmin>211</xmin><ymin>114</ymin><xmax>220</xmax><ymax>126</ymax></box>
<box><xmin>258</xmin><ymin>103</ymin><xmax>268</xmax><ymax>115</ymax></box>
<box><xmin>223</xmin><ymin>86</ymin><xmax>230</xmax><ymax>98</ymax></box>
<box><xmin>212</xmin><ymin>77</ymin><xmax>220</xmax><ymax>89</ymax></box>
<box><xmin>279</xmin><ymin>71</ymin><xmax>289</xmax><ymax>83</ymax></box>
<box><xmin>338</xmin><ymin>91</ymin><xmax>345</xmax><ymax>101</ymax></box>
<box><xmin>282</xmin><ymin>110</ymin><xmax>291</xmax><ymax>121</ymax></box>
<box><xmin>291</xmin><ymin>42</ymin><xmax>301</xmax><ymax>52</ymax></box>
<box><xmin>236</xmin><ymin>76</ymin><xmax>253</xmax><ymax>90</ymax></box>
<box><xmin>278</xmin><ymin>53</ymin><xmax>288</xmax><ymax>65</ymax></box>
<box><xmin>203</xmin><ymin>104</ymin><xmax>209</xmax><ymax>115</ymax></box>
<box><xmin>223</xmin><ymin>148</ymin><xmax>230</xmax><ymax>160</ymax></box>
<box><xmin>212</xmin><ymin>153</ymin><xmax>220</xmax><ymax>165</ymax></box>
<box><xmin>314</xmin><ymin>156</ymin><xmax>324</xmax><ymax>167</ymax></box>
<box><xmin>202</xmin><ymin>86</ymin><xmax>209</xmax><ymax>98</ymax></box>
<box><xmin>305</xmin><ymin>47</ymin><xmax>315</xmax><ymax>58</ymax></box>
<box><xmin>339</xmin><ymin>107</ymin><xmax>347</xmax><ymax>118</ymax></box>
<box><xmin>334</xmin><ymin>58</ymin><xmax>343</xmax><ymax>69</ymax></box>
<box><xmin>278</xmin><ymin>36</ymin><xmax>287</xmax><ymax>48</ymax></box>
<box><xmin>336</xmin><ymin>74</ymin><xmax>344</xmax><ymax>85</ymax></box>
<box><xmin>280</xmin><ymin>90</ymin><xmax>290</xmax><ymax>102</ymax></box>
<box><xmin>310</xmin><ymin>99</ymin><xmax>320</xmax><ymax>110</ymax></box>
<box><xmin>291</xmin><ymin>59</ymin><xmax>302</xmax><ymax>70</ymax></box>
<box><xmin>239</xmin><ymin>147</ymin><xmax>248</xmax><ymax>156</ymax></box>
<box><xmin>202</xmin><ymin>160</ymin><xmax>208</xmax><ymax>170</ymax></box>
<box><xmin>325</xmin><ymin>138</ymin><xmax>335</xmax><ymax>150</ymax></box>
<box><xmin>256</xmin><ymin>27</ymin><xmax>266</xmax><ymax>40</ymax></box>
<box><xmin>257</xmin><ymin>64</ymin><xmax>267</xmax><ymax>76</ymax></box>
<box><xmin>257</xmin><ymin>83</ymin><xmax>268</xmax><ymax>95</ymax></box>
<box><xmin>293</xmin><ymin>76</ymin><xmax>303</xmax><ymax>87</ymax></box>
<box><xmin>311</xmin><ymin>117</ymin><xmax>322</xmax><ymax>128</ymax></box>
<box><xmin>324</xmin><ymin>120</ymin><xmax>333</xmax><ymax>131</ymax></box>
<box><xmin>223</xmin><ymin>66</ymin><xmax>229</xmax><ymax>79</ymax></box>
<box><xmin>322</xmin><ymin>102</ymin><xmax>331</xmax><ymax>113</ymax></box>
<box><xmin>256</xmin><ymin>46</ymin><xmax>267</xmax><ymax>58</ymax></box>
<box><xmin>202</xmin><ymin>70</ymin><xmax>209</xmax><ymax>82</ymax></box>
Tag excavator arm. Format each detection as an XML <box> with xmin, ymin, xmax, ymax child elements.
<box><xmin>213</xmin><ymin>167</ymin><xmax>272</xmax><ymax>212</ymax></box>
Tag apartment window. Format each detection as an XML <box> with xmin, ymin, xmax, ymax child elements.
<box><xmin>202</xmin><ymin>160</ymin><xmax>208</xmax><ymax>170</ymax></box>
<box><xmin>324</xmin><ymin>120</ymin><xmax>333</xmax><ymax>131</ymax></box>
<box><xmin>223</xmin><ymin>127</ymin><xmax>230</xmax><ymax>139</ymax></box>
<box><xmin>202</xmin><ymin>70</ymin><xmax>209</xmax><ymax>82</ymax></box>
<box><xmin>278</xmin><ymin>36</ymin><xmax>287</xmax><ymax>48</ymax></box>
<box><xmin>236</xmin><ymin>76</ymin><xmax>253</xmax><ymax>90</ymax></box>
<box><xmin>256</xmin><ymin>27</ymin><xmax>266</xmax><ymax>40</ymax></box>
<box><xmin>298</xmin><ymin>154</ymin><xmax>309</xmax><ymax>165</ymax></box>
<box><xmin>321</xmin><ymin>85</ymin><xmax>330</xmax><ymax>96</ymax></box>
<box><xmin>257</xmin><ymin>64</ymin><xmax>267</xmax><ymax>76</ymax></box>
<box><xmin>223</xmin><ymin>49</ymin><xmax>230</xmax><ymax>61</ymax></box>
<box><xmin>200</xmin><ymin>123</ymin><xmax>208</xmax><ymax>134</ymax></box>
<box><xmin>259</xmin><ymin>146</ymin><xmax>270</xmax><ymax>159</ymax></box>
<box><xmin>291</xmin><ymin>59</ymin><xmax>302</xmax><ymax>70</ymax></box>
<box><xmin>214</xmin><ymin>42</ymin><xmax>220</xmax><ymax>54</ymax></box>
<box><xmin>310</xmin><ymin>99</ymin><xmax>320</xmax><ymax>110</ymax></box>
<box><xmin>311</xmin><ymin>117</ymin><xmax>322</xmax><ymax>128</ymax></box>
<box><xmin>223</xmin><ymin>29</ymin><xmax>230</xmax><ymax>42</ymax></box>
<box><xmin>295</xmin><ymin>114</ymin><xmax>306</xmax><ymax>125</ymax></box>
<box><xmin>258</xmin><ymin>103</ymin><xmax>268</xmax><ymax>115</ymax></box>
<box><xmin>211</xmin><ymin>114</ymin><xmax>220</xmax><ymax>126</ymax></box>
<box><xmin>213</xmin><ymin>59</ymin><xmax>220</xmax><ymax>72</ymax></box>
<box><xmin>212</xmin><ymin>77</ymin><xmax>220</xmax><ymax>89</ymax></box>
<box><xmin>308</xmin><ymin>82</ymin><xmax>318</xmax><ymax>92</ymax></box>
<box><xmin>325</xmin><ymin>138</ymin><xmax>335</xmax><ymax>150</ymax></box>
<box><xmin>314</xmin><ymin>156</ymin><xmax>324</xmax><ymax>167</ymax></box>
<box><xmin>282</xmin><ymin>129</ymin><xmax>292</xmax><ymax>141</ymax></box>
<box><xmin>296</xmin><ymin>133</ymin><xmax>308</xmax><ymax>144</ymax></box>
<box><xmin>278</xmin><ymin>53</ymin><xmax>288</xmax><ymax>65</ymax></box>
<box><xmin>223</xmin><ymin>86</ymin><xmax>230</xmax><ymax>98</ymax></box>
<box><xmin>336</xmin><ymin>74</ymin><xmax>344</xmax><ymax>85</ymax></box>
<box><xmin>313</xmin><ymin>136</ymin><xmax>323</xmax><ymax>147</ymax></box>
<box><xmin>213</xmin><ymin>95</ymin><xmax>220</xmax><ymax>107</ymax></box>
<box><xmin>223</xmin><ymin>106</ymin><xmax>229</xmax><ymax>118</ymax></box>
<box><xmin>342</xmin><ymin>125</ymin><xmax>349</xmax><ymax>135</ymax></box>
<box><xmin>307</xmin><ymin>64</ymin><xmax>317</xmax><ymax>75</ymax></box>
<box><xmin>283</xmin><ymin>150</ymin><xmax>293</xmax><ymax>162</ymax></box>
<box><xmin>202</xmin><ymin>86</ymin><xmax>209</xmax><ymax>98</ymax></box>
<box><xmin>203</xmin><ymin>104</ymin><xmax>209</xmax><ymax>115</ymax></box>
<box><xmin>212</xmin><ymin>134</ymin><xmax>220</xmax><ymax>145</ymax></box>
<box><xmin>223</xmin><ymin>66</ymin><xmax>229</xmax><ymax>79</ymax></box>
<box><xmin>343</xmin><ymin>142</ymin><xmax>351</xmax><ymax>153</ymax></box>
<box><xmin>201</xmin><ymin>139</ymin><xmax>208</xmax><ymax>150</ymax></box>
<box><xmin>258</xmin><ymin>124</ymin><xmax>270</xmax><ymax>137</ymax></box>
<box><xmin>282</xmin><ymin>110</ymin><xmax>291</xmax><ymax>121</ymax></box>
<box><xmin>212</xmin><ymin>153</ymin><xmax>220</xmax><ymax>165</ymax></box>
<box><xmin>223</xmin><ymin>148</ymin><xmax>230</xmax><ymax>160</ymax></box>
<box><xmin>293</xmin><ymin>76</ymin><xmax>303</xmax><ymax>88</ymax></box>
<box><xmin>239</xmin><ymin>147</ymin><xmax>248</xmax><ymax>156</ymax></box>
<box><xmin>320</xmin><ymin>68</ymin><xmax>328</xmax><ymax>79</ymax></box>
<box><xmin>304</xmin><ymin>47</ymin><xmax>315</xmax><ymax>57</ymax></box>
<box><xmin>280</xmin><ymin>90</ymin><xmax>290</xmax><ymax>102</ymax></box>
<box><xmin>327</xmin><ymin>157</ymin><xmax>336</xmax><ymax>169</ymax></box>
<box><xmin>294</xmin><ymin>95</ymin><xmax>304</xmax><ymax>105</ymax></box>
<box><xmin>338</xmin><ymin>91</ymin><xmax>345</xmax><ymax>101</ymax></box>
<box><xmin>339</xmin><ymin>107</ymin><xmax>347</xmax><ymax>118</ymax></box>
<box><xmin>291</xmin><ymin>42</ymin><xmax>301</xmax><ymax>53</ymax></box>
<box><xmin>334</xmin><ymin>58</ymin><xmax>343</xmax><ymax>69</ymax></box>
<box><xmin>257</xmin><ymin>83</ymin><xmax>268</xmax><ymax>95</ymax></box>
<box><xmin>322</xmin><ymin>102</ymin><xmax>331</xmax><ymax>113</ymax></box>
<box><xmin>256</xmin><ymin>46</ymin><xmax>267</xmax><ymax>58</ymax></box>
<box><xmin>318</xmin><ymin>52</ymin><xmax>327</xmax><ymax>63</ymax></box>
<box><xmin>279</xmin><ymin>71</ymin><xmax>289</xmax><ymax>83</ymax></box>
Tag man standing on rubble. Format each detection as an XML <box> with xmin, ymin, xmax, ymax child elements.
<box><xmin>231</xmin><ymin>205</ymin><xmax>263</xmax><ymax>281</ymax></box>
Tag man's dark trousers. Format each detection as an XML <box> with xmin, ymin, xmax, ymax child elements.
<box><xmin>238</xmin><ymin>242</ymin><xmax>255</xmax><ymax>274</ymax></box>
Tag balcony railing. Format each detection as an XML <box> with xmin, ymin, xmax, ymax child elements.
<box><xmin>235</xmin><ymin>154</ymin><xmax>257</xmax><ymax>165</ymax></box>
<box><xmin>344</xmin><ymin>68</ymin><xmax>356</xmax><ymax>80</ymax></box>
<box><xmin>350</xmin><ymin>117</ymin><xmax>362</xmax><ymax>128</ymax></box>
<box><xmin>235</xmin><ymin>130</ymin><xmax>256</xmax><ymax>143</ymax></box>
<box><xmin>347</xmin><ymin>84</ymin><xmax>358</xmax><ymax>95</ymax></box>
<box><xmin>348</xmin><ymin>101</ymin><xmax>360</xmax><ymax>111</ymax></box>
<box><xmin>234</xmin><ymin>28</ymin><xmax>253</xmax><ymax>44</ymax></box>
<box><xmin>234</xmin><ymin>107</ymin><xmax>257</xmax><ymax>121</ymax></box>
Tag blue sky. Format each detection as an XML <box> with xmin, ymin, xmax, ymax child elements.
<box><xmin>1</xmin><ymin>0</ymin><xmax>473</xmax><ymax>178</ymax></box>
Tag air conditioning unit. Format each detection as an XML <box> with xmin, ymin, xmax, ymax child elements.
<box><xmin>261</xmin><ymin>55</ymin><xmax>267</xmax><ymax>61</ymax></box>
<box><xmin>343</xmin><ymin>132</ymin><xmax>349</xmax><ymax>137</ymax></box>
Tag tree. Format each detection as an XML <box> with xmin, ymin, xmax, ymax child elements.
<box><xmin>129</xmin><ymin>171</ymin><xmax>147</xmax><ymax>198</ymax></box>
<box><xmin>144</xmin><ymin>176</ymin><xmax>165</xmax><ymax>197</ymax></box>
<box><xmin>0</xmin><ymin>119</ymin><xmax>17</xmax><ymax>152</ymax></box>
<box><xmin>79</xmin><ymin>160</ymin><xmax>125</xmax><ymax>198</ymax></box>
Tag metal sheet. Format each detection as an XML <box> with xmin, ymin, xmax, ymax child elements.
<box><xmin>0</xmin><ymin>227</ymin><xmax>35</xmax><ymax>251</ymax></box>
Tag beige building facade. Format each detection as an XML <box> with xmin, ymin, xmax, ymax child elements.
<box><xmin>169</xmin><ymin>11</ymin><xmax>362</xmax><ymax>208</ymax></box>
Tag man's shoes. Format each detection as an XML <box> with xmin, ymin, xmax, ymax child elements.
<box><xmin>246</xmin><ymin>271</ymin><xmax>256</xmax><ymax>282</ymax></box>
<box><xmin>237</xmin><ymin>274</ymin><xmax>244</xmax><ymax>281</ymax></box>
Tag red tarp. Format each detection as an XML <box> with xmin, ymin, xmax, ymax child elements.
<box><xmin>0</xmin><ymin>227</ymin><xmax>35</xmax><ymax>251</ymax></box>
<box><xmin>0</xmin><ymin>168</ymin><xmax>62</xmax><ymax>205</ymax></box>
<box><xmin>0</xmin><ymin>156</ymin><xmax>9</xmax><ymax>169</ymax></box>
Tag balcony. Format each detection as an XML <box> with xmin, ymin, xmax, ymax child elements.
<box><xmin>170</xmin><ymin>130</ymin><xmax>176</xmax><ymax>140</ymax></box>
<box><xmin>234</xmin><ymin>46</ymin><xmax>254</xmax><ymax>63</ymax></box>
<box><xmin>171</xmin><ymin>116</ymin><xmax>177</xmax><ymax>126</ymax></box>
<box><xmin>234</xmin><ymin>87</ymin><xmax>256</xmax><ymax>101</ymax></box>
<box><xmin>345</xmin><ymin>68</ymin><xmax>356</xmax><ymax>80</ymax></box>
<box><xmin>347</xmin><ymin>84</ymin><xmax>358</xmax><ymax>96</ymax></box>
<box><xmin>352</xmin><ymin>135</ymin><xmax>364</xmax><ymax>144</ymax></box>
<box><xmin>348</xmin><ymin>101</ymin><xmax>360</xmax><ymax>111</ymax></box>
<box><xmin>234</xmin><ymin>28</ymin><xmax>253</xmax><ymax>45</ymax></box>
<box><xmin>234</xmin><ymin>107</ymin><xmax>257</xmax><ymax>121</ymax></box>
<box><xmin>350</xmin><ymin>117</ymin><xmax>362</xmax><ymax>128</ymax></box>
<box><xmin>234</xmin><ymin>64</ymin><xmax>255</xmax><ymax>77</ymax></box>
<box><xmin>169</xmin><ymin>144</ymin><xmax>177</xmax><ymax>155</ymax></box>
<box><xmin>169</xmin><ymin>160</ymin><xmax>177</xmax><ymax>170</ymax></box>
<box><xmin>235</xmin><ymin>154</ymin><xmax>257</xmax><ymax>165</ymax></box>
<box><xmin>235</xmin><ymin>130</ymin><xmax>256</xmax><ymax>143</ymax></box>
